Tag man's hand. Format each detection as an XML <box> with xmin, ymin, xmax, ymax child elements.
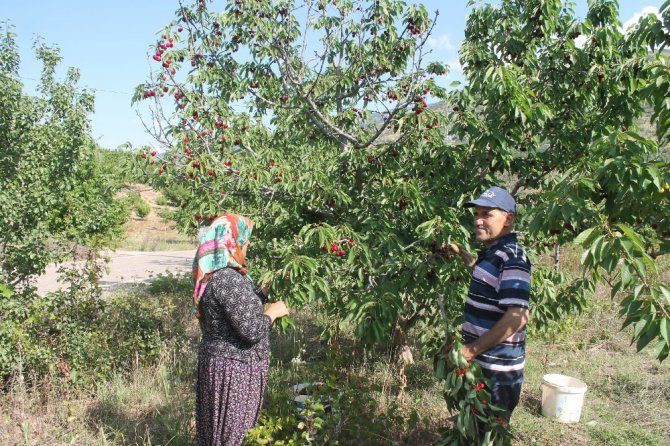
<box><xmin>461</xmin><ymin>344</ymin><xmax>477</xmax><ymax>362</ymax></box>
<box><xmin>462</xmin><ymin>307</ymin><xmax>530</xmax><ymax>361</ymax></box>
<box><xmin>444</xmin><ymin>242</ymin><xmax>476</xmax><ymax>268</ymax></box>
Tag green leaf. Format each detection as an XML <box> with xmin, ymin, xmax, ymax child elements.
<box><xmin>617</xmin><ymin>223</ymin><xmax>645</xmax><ymax>252</ymax></box>
<box><xmin>634</xmin><ymin>314</ymin><xmax>650</xmax><ymax>338</ymax></box>
<box><xmin>659</xmin><ymin>285</ymin><xmax>670</xmax><ymax>307</ymax></box>
<box><xmin>636</xmin><ymin>319</ymin><xmax>658</xmax><ymax>352</ymax></box>
<box><xmin>573</xmin><ymin>227</ymin><xmax>596</xmax><ymax>246</ymax></box>
<box><xmin>660</xmin><ymin>317</ymin><xmax>669</xmax><ymax>344</ymax></box>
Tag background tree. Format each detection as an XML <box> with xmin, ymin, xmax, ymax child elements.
<box><xmin>133</xmin><ymin>0</ymin><xmax>469</xmax><ymax>363</ymax></box>
<box><xmin>0</xmin><ymin>23</ymin><xmax>133</xmax><ymax>386</ymax></box>
<box><xmin>0</xmin><ymin>22</ymin><xmax>127</xmax><ymax>291</ymax></box>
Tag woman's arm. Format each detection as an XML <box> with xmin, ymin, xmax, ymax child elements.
<box><xmin>212</xmin><ymin>271</ymin><xmax>272</xmax><ymax>344</ymax></box>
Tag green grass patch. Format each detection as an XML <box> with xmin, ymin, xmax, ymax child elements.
<box><xmin>2</xmin><ymin>275</ymin><xmax>669</xmax><ymax>445</ymax></box>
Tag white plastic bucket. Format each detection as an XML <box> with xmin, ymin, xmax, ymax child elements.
<box><xmin>541</xmin><ymin>374</ymin><xmax>588</xmax><ymax>423</ymax></box>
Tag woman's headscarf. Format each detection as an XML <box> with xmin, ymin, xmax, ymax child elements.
<box><xmin>192</xmin><ymin>213</ymin><xmax>254</xmax><ymax>317</ymax></box>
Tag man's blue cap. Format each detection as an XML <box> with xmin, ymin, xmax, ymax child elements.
<box><xmin>464</xmin><ymin>186</ymin><xmax>517</xmax><ymax>213</ymax></box>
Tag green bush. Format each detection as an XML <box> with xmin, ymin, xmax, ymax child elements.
<box><xmin>149</xmin><ymin>272</ymin><xmax>193</xmax><ymax>296</ymax></box>
<box><xmin>159</xmin><ymin>183</ymin><xmax>191</xmax><ymax>208</ymax></box>
<box><xmin>155</xmin><ymin>194</ymin><xmax>168</xmax><ymax>206</ymax></box>
<box><xmin>134</xmin><ymin>198</ymin><xmax>151</xmax><ymax>218</ymax></box>
<box><xmin>123</xmin><ymin>191</ymin><xmax>151</xmax><ymax>219</ymax></box>
<box><xmin>246</xmin><ymin>358</ymin><xmax>425</xmax><ymax>445</ymax></box>
<box><xmin>0</xmin><ymin>280</ymin><xmax>185</xmax><ymax>388</ymax></box>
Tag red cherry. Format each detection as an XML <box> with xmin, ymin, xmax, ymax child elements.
<box><xmin>215</xmin><ymin>120</ymin><xmax>223</xmax><ymax>127</ymax></box>
<box><xmin>150</xmin><ymin>150</ymin><xmax>157</xmax><ymax>156</ymax></box>
<box><xmin>178</xmin><ymin>26</ymin><xmax>184</xmax><ymax>32</ymax></box>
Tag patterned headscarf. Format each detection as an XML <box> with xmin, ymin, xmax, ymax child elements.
<box><xmin>192</xmin><ymin>213</ymin><xmax>254</xmax><ymax>317</ymax></box>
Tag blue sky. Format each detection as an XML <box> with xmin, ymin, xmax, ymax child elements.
<box><xmin>2</xmin><ymin>1</ymin><xmax>662</xmax><ymax>150</ymax></box>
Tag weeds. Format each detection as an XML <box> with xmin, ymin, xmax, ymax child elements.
<box><xmin>2</xmin><ymin>271</ymin><xmax>669</xmax><ymax>445</ymax></box>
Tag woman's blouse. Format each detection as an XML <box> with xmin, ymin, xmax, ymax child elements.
<box><xmin>198</xmin><ymin>267</ymin><xmax>271</xmax><ymax>361</ymax></box>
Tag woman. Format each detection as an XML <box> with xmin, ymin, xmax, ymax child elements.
<box><xmin>192</xmin><ymin>213</ymin><xmax>289</xmax><ymax>446</ymax></box>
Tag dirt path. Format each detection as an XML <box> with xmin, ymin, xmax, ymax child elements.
<box><xmin>35</xmin><ymin>250</ymin><xmax>195</xmax><ymax>294</ymax></box>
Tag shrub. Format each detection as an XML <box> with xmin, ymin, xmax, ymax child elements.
<box><xmin>0</xmin><ymin>275</ymin><xmax>186</xmax><ymax>388</ymax></box>
<box><xmin>134</xmin><ymin>198</ymin><xmax>151</xmax><ymax>218</ymax></box>
<box><xmin>155</xmin><ymin>194</ymin><xmax>168</xmax><ymax>206</ymax></box>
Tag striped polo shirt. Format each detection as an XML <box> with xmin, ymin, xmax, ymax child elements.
<box><xmin>462</xmin><ymin>232</ymin><xmax>531</xmax><ymax>385</ymax></box>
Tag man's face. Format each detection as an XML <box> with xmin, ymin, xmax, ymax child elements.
<box><xmin>473</xmin><ymin>206</ymin><xmax>514</xmax><ymax>246</ymax></box>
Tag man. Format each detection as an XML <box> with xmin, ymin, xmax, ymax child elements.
<box><xmin>448</xmin><ymin>186</ymin><xmax>531</xmax><ymax>417</ymax></box>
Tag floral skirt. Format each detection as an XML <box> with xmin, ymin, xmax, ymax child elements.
<box><xmin>196</xmin><ymin>351</ymin><xmax>270</xmax><ymax>446</ymax></box>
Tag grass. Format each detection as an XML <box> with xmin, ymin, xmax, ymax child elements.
<box><xmin>2</xmin><ymin>284</ymin><xmax>669</xmax><ymax>445</ymax></box>
<box><xmin>118</xmin><ymin>231</ymin><xmax>195</xmax><ymax>252</ymax></box>
<box><xmin>2</xmin><ymin>242</ymin><xmax>670</xmax><ymax>445</ymax></box>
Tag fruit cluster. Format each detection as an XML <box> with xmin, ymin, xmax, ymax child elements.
<box><xmin>322</xmin><ymin>239</ymin><xmax>354</xmax><ymax>256</ymax></box>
